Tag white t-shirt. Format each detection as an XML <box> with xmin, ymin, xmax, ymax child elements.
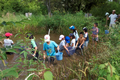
<box><xmin>59</xmin><ymin>40</ymin><xmax>65</xmax><ymax>51</ymax></box>
<box><xmin>109</xmin><ymin>14</ymin><xmax>117</xmax><ymax>24</ymax></box>
<box><xmin>4</xmin><ymin>39</ymin><xmax>13</xmax><ymax>48</ymax></box>
<box><xmin>73</xmin><ymin>30</ymin><xmax>79</xmax><ymax>41</ymax></box>
<box><xmin>70</xmin><ymin>39</ymin><xmax>75</xmax><ymax>48</ymax></box>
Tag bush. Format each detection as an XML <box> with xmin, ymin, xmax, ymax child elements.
<box><xmin>90</xmin><ymin>2</ymin><xmax>120</xmax><ymax>18</ymax></box>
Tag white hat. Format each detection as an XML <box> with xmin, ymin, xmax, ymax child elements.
<box><xmin>113</xmin><ymin>10</ymin><xmax>116</xmax><ymax>12</ymax></box>
<box><xmin>44</xmin><ymin>35</ymin><xmax>50</xmax><ymax>42</ymax></box>
<box><xmin>59</xmin><ymin>35</ymin><xmax>64</xmax><ymax>40</ymax></box>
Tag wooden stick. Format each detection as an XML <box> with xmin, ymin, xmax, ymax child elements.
<box><xmin>2</xmin><ymin>60</ymin><xmax>6</xmax><ymax>66</ymax></box>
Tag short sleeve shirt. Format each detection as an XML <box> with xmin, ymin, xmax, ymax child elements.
<box><xmin>4</xmin><ymin>39</ymin><xmax>13</xmax><ymax>48</ymax></box>
<box><xmin>43</xmin><ymin>41</ymin><xmax>58</xmax><ymax>56</ymax></box>
<box><xmin>31</xmin><ymin>39</ymin><xmax>37</xmax><ymax>48</ymax></box>
<box><xmin>84</xmin><ymin>32</ymin><xmax>89</xmax><ymax>41</ymax></box>
<box><xmin>109</xmin><ymin>14</ymin><xmax>117</xmax><ymax>24</ymax></box>
<box><xmin>59</xmin><ymin>40</ymin><xmax>65</xmax><ymax>51</ymax></box>
<box><xmin>70</xmin><ymin>39</ymin><xmax>75</xmax><ymax>48</ymax></box>
<box><xmin>92</xmin><ymin>27</ymin><xmax>98</xmax><ymax>35</ymax></box>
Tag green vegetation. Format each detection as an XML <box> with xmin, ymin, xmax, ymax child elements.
<box><xmin>0</xmin><ymin>0</ymin><xmax>120</xmax><ymax>80</ymax></box>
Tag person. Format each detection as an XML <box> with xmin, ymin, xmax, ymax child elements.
<box><xmin>91</xmin><ymin>23</ymin><xmax>99</xmax><ymax>46</ymax></box>
<box><xmin>75</xmin><ymin>32</ymin><xmax>85</xmax><ymax>49</ymax></box>
<box><xmin>83</xmin><ymin>27</ymin><xmax>89</xmax><ymax>47</ymax></box>
<box><xmin>69</xmin><ymin>25</ymin><xmax>79</xmax><ymax>44</ymax></box>
<box><xmin>43</xmin><ymin>34</ymin><xmax>59</xmax><ymax>63</ymax></box>
<box><xmin>107</xmin><ymin>10</ymin><xmax>118</xmax><ymax>28</ymax></box>
<box><xmin>69</xmin><ymin>33</ymin><xmax>75</xmax><ymax>49</ymax></box>
<box><xmin>59</xmin><ymin>35</ymin><xmax>69</xmax><ymax>52</ymax></box>
<box><xmin>4</xmin><ymin>32</ymin><xmax>14</xmax><ymax>54</ymax></box>
<box><xmin>27</xmin><ymin>33</ymin><xmax>39</xmax><ymax>59</ymax></box>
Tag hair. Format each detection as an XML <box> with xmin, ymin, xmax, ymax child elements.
<box><xmin>73</xmin><ymin>29</ymin><xmax>77</xmax><ymax>34</ymax></box>
<box><xmin>27</xmin><ymin>33</ymin><xmax>33</xmax><ymax>39</ymax></box>
<box><xmin>6</xmin><ymin>36</ymin><xmax>10</xmax><ymax>38</ymax></box>
<box><xmin>80</xmin><ymin>32</ymin><xmax>84</xmax><ymax>35</ymax></box>
<box><xmin>71</xmin><ymin>35</ymin><xmax>75</xmax><ymax>39</ymax></box>
<box><xmin>83</xmin><ymin>28</ymin><xmax>87</xmax><ymax>32</ymax></box>
<box><xmin>94</xmin><ymin>23</ymin><xmax>98</xmax><ymax>26</ymax></box>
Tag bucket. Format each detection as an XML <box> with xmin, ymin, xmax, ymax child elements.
<box><xmin>105</xmin><ymin>30</ymin><xmax>109</xmax><ymax>34</ymax></box>
<box><xmin>55</xmin><ymin>51</ymin><xmax>63</xmax><ymax>61</ymax></box>
<box><xmin>66</xmin><ymin>47</ymin><xmax>75</xmax><ymax>56</ymax></box>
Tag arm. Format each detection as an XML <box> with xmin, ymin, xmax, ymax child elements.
<box><xmin>75</xmin><ymin>41</ymin><xmax>79</xmax><ymax>48</ymax></box>
<box><xmin>63</xmin><ymin>45</ymin><xmax>69</xmax><ymax>52</ymax></box>
<box><xmin>33</xmin><ymin>46</ymin><xmax>37</xmax><ymax>57</ymax></box>
<box><xmin>79</xmin><ymin>39</ymin><xmax>84</xmax><ymax>48</ymax></box>
<box><xmin>43</xmin><ymin>50</ymin><xmax>46</xmax><ymax>59</ymax></box>
<box><xmin>71</xmin><ymin>43</ymin><xmax>74</xmax><ymax>47</ymax></box>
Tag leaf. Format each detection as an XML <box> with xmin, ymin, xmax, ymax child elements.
<box><xmin>7</xmin><ymin>49</ymin><xmax>17</xmax><ymax>53</ymax></box>
<box><xmin>115</xmin><ymin>75</ymin><xmax>120</xmax><ymax>80</ymax></box>
<box><xmin>24</xmin><ymin>51</ymin><xmax>28</xmax><ymax>59</ymax></box>
<box><xmin>107</xmin><ymin>74</ymin><xmax>111</xmax><ymax>80</ymax></box>
<box><xmin>4</xmin><ymin>70</ymin><xmax>18</xmax><ymax>78</ymax></box>
<box><xmin>99</xmin><ymin>64</ymin><xmax>105</xmax><ymax>69</ymax></box>
<box><xmin>44</xmin><ymin>71</ymin><xmax>53</xmax><ymax>80</ymax></box>
<box><xmin>27</xmin><ymin>68</ymin><xmax>37</xmax><ymax>71</ymax></box>
<box><xmin>107</xmin><ymin>65</ymin><xmax>116</xmax><ymax>74</ymax></box>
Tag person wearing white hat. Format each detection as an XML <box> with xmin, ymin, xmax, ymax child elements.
<box><xmin>43</xmin><ymin>34</ymin><xmax>59</xmax><ymax>62</ymax></box>
<box><xmin>107</xmin><ymin>10</ymin><xmax>118</xmax><ymax>28</ymax></box>
<box><xmin>59</xmin><ymin>35</ymin><xmax>69</xmax><ymax>52</ymax></box>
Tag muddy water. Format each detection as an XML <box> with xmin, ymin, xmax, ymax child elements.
<box><xmin>0</xmin><ymin>34</ymin><xmax>84</xmax><ymax>80</ymax></box>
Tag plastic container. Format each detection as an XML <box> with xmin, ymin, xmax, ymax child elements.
<box><xmin>55</xmin><ymin>51</ymin><xmax>63</xmax><ymax>61</ymax></box>
<box><xmin>66</xmin><ymin>47</ymin><xmax>75</xmax><ymax>56</ymax></box>
<box><xmin>105</xmin><ymin>30</ymin><xmax>109</xmax><ymax>34</ymax></box>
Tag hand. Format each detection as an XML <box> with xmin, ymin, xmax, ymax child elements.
<box><xmin>115</xmin><ymin>20</ymin><xmax>117</xmax><ymax>22</ymax></box>
<box><xmin>57</xmin><ymin>47</ymin><xmax>59</xmax><ymax>51</ymax></box>
<box><xmin>32</xmin><ymin>54</ymin><xmax>35</xmax><ymax>57</ymax></box>
<box><xmin>67</xmin><ymin>50</ymin><xmax>69</xmax><ymax>54</ymax></box>
<box><xmin>75</xmin><ymin>46</ymin><xmax>77</xmax><ymax>48</ymax></box>
<box><xmin>79</xmin><ymin>46</ymin><xmax>81</xmax><ymax>48</ymax></box>
<box><xmin>43</xmin><ymin>55</ymin><xmax>46</xmax><ymax>60</ymax></box>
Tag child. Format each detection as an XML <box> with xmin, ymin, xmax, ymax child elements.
<box><xmin>75</xmin><ymin>32</ymin><xmax>85</xmax><ymax>49</ymax></box>
<box><xmin>83</xmin><ymin>27</ymin><xmax>89</xmax><ymax>47</ymax></box>
<box><xmin>69</xmin><ymin>33</ymin><xmax>75</xmax><ymax>49</ymax></box>
<box><xmin>59</xmin><ymin>35</ymin><xmax>69</xmax><ymax>52</ymax></box>
<box><xmin>4</xmin><ymin>32</ymin><xmax>14</xmax><ymax>54</ymax></box>
<box><xmin>69</xmin><ymin>26</ymin><xmax>79</xmax><ymax>44</ymax></box>
<box><xmin>43</xmin><ymin>34</ymin><xmax>59</xmax><ymax>63</ymax></box>
<box><xmin>27</xmin><ymin>33</ymin><xmax>39</xmax><ymax>59</ymax></box>
<box><xmin>91</xmin><ymin>23</ymin><xmax>99</xmax><ymax>46</ymax></box>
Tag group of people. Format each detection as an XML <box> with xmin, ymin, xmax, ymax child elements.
<box><xmin>3</xmin><ymin>22</ymin><xmax>99</xmax><ymax>62</ymax></box>
<box><xmin>4</xmin><ymin>10</ymin><xmax>119</xmax><ymax>62</ymax></box>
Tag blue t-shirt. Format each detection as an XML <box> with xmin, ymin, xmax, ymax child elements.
<box><xmin>43</xmin><ymin>41</ymin><xmax>58</xmax><ymax>56</ymax></box>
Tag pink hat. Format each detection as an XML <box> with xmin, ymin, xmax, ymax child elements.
<box><xmin>5</xmin><ymin>32</ymin><xmax>13</xmax><ymax>37</ymax></box>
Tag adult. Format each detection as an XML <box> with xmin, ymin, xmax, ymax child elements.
<box><xmin>107</xmin><ymin>10</ymin><xmax>118</xmax><ymax>28</ymax></box>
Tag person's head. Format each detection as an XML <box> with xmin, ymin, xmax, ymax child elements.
<box><xmin>112</xmin><ymin>10</ymin><xmax>116</xmax><ymax>14</ymax></box>
<box><xmin>59</xmin><ymin>35</ymin><xmax>65</xmax><ymax>40</ymax></box>
<box><xmin>94</xmin><ymin>23</ymin><xmax>98</xmax><ymax>27</ymax></box>
<box><xmin>44</xmin><ymin>34</ymin><xmax>50</xmax><ymax>43</ymax></box>
<box><xmin>83</xmin><ymin>27</ymin><xmax>87</xmax><ymax>32</ymax></box>
<box><xmin>69</xmin><ymin>33</ymin><xmax>75</xmax><ymax>39</ymax></box>
<box><xmin>5</xmin><ymin>32</ymin><xmax>12</xmax><ymax>38</ymax></box>
<box><xmin>65</xmin><ymin>36</ymin><xmax>70</xmax><ymax>43</ymax></box>
<box><xmin>27</xmin><ymin>33</ymin><xmax>33</xmax><ymax>39</ymax></box>
<box><xmin>79</xmin><ymin>32</ymin><xmax>84</xmax><ymax>37</ymax></box>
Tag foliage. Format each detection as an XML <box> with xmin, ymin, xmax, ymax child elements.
<box><xmin>90</xmin><ymin>2</ymin><xmax>120</xmax><ymax>18</ymax></box>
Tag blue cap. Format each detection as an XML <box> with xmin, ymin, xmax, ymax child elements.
<box><xmin>69</xmin><ymin>33</ymin><xmax>74</xmax><ymax>37</ymax></box>
<box><xmin>69</xmin><ymin>26</ymin><xmax>75</xmax><ymax>30</ymax></box>
<box><xmin>65</xmin><ymin>36</ymin><xmax>70</xmax><ymax>43</ymax></box>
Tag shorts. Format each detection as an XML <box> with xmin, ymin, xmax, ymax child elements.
<box><xmin>77</xmin><ymin>44</ymin><xmax>84</xmax><ymax>49</ymax></box>
<box><xmin>84</xmin><ymin>41</ymin><xmax>89</xmax><ymax>47</ymax></box>
<box><xmin>93</xmin><ymin>37</ymin><xmax>98</xmax><ymax>41</ymax></box>
<box><xmin>109</xmin><ymin>24</ymin><xmax>115</xmax><ymax>28</ymax></box>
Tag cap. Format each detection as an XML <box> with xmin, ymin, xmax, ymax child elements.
<box><xmin>69</xmin><ymin>33</ymin><xmax>74</xmax><ymax>37</ymax></box>
<box><xmin>44</xmin><ymin>35</ymin><xmax>50</xmax><ymax>42</ymax></box>
<box><xmin>59</xmin><ymin>35</ymin><xmax>64</xmax><ymax>40</ymax></box>
<box><xmin>65</xmin><ymin>36</ymin><xmax>70</xmax><ymax>43</ymax></box>
<box><xmin>113</xmin><ymin>10</ymin><xmax>116</xmax><ymax>12</ymax></box>
<box><xmin>83</xmin><ymin>27</ymin><xmax>87</xmax><ymax>30</ymax></box>
<box><xmin>69</xmin><ymin>26</ymin><xmax>75</xmax><ymax>30</ymax></box>
<box><xmin>5</xmin><ymin>32</ymin><xmax>12</xmax><ymax>37</ymax></box>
